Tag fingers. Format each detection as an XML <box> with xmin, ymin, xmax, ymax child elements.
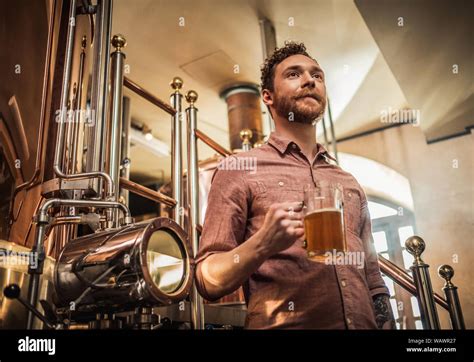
<box><xmin>286</xmin><ymin>211</ymin><xmax>303</xmax><ymax>220</ymax></box>
<box><xmin>269</xmin><ymin>202</ymin><xmax>304</xmax><ymax>220</ymax></box>
<box><xmin>288</xmin><ymin>226</ymin><xmax>305</xmax><ymax>238</ymax></box>
<box><xmin>282</xmin><ymin>201</ymin><xmax>304</xmax><ymax>212</ymax></box>
<box><xmin>280</xmin><ymin>219</ymin><xmax>304</xmax><ymax>229</ymax></box>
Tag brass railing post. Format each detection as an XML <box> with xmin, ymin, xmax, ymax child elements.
<box><xmin>405</xmin><ymin>236</ymin><xmax>440</xmax><ymax>329</ymax></box>
<box><xmin>438</xmin><ymin>265</ymin><xmax>465</xmax><ymax>330</ymax></box>
<box><xmin>108</xmin><ymin>34</ymin><xmax>127</xmax><ymax>227</ymax></box>
<box><xmin>185</xmin><ymin>90</ymin><xmax>205</xmax><ymax>330</ymax></box>
<box><xmin>240</xmin><ymin>129</ymin><xmax>253</xmax><ymax>151</ymax></box>
<box><xmin>170</xmin><ymin>77</ymin><xmax>184</xmax><ymax>226</ymax></box>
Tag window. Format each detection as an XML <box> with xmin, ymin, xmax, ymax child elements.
<box><xmin>336</xmin><ymin>153</ymin><xmax>422</xmax><ymax>329</ymax></box>
<box><xmin>369</xmin><ymin>197</ymin><xmax>422</xmax><ymax>329</ymax></box>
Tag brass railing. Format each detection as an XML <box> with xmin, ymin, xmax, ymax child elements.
<box><xmin>378</xmin><ymin>236</ymin><xmax>465</xmax><ymax>329</ymax></box>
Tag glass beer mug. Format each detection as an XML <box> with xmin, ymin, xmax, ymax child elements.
<box><xmin>303</xmin><ymin>181</ymin><xmax>347</xmax><ymax>261</ymax></box>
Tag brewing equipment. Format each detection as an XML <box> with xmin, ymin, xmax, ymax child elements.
<box><xmin>1</xmin><ymin>0</ymin><xmax>199</xmax><ymax>330</ymax></box>
<box><xmin>54</xmin><ymin>217</ymin><xmax>193</xmax><ymax>311</ymax></box>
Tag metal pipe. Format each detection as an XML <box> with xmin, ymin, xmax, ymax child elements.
<box><xmin>52</xmin><ymin>0</ymin><xmax>114</xmax><ymax>199</ymax></box>
<box><xmin>321</xmin><ymin>116</ymin><xmax>329</xmax><ymax>150</ymax></box>
<box><xmin>120</xmin><ymin>96</ymin><xmax>131</xmax><ymax>205</ymax></box>
<box><xmin>327</xmin><ymin>99</ymin><xmax>339</xmax><ymax>164</ymax></box>
<box><xmin>64</xmin><ymin>96</ymin><xmax>74</xmax><ymax>175</ymax></box>
<box><xmin>37</xmin><ymin>198</ymin><xmax>132</xmax><ymax>222</ymax></box>
<box><xmin>50</xmin><ymin>0</ymin><xmax>78</xmax><ymax>256</ymax></box>
<box><xmin>26</xmin><ymin>222</ymin><xmax>46</xmax><ymax>329</ymax></box>
<box><xmin>119</xmin><ymin>178</ymin><xmax>177</xmax><ymax>207</ymax></box>
<box><xmin>405</xmin><ymin>236</ymin><xmax>440</xmax><ymax>329</ymax></box>
<box><xmin>54</xmin><ymin>0</ymin><xmax>77</xmax><ymax>175</ymax></box>
<box><xmin>69</xmin><ymin>35</ymin><xmax>87</xmax><ymax>175</ymax></box>
<box><xmin>124</xmin><ymin>77</ymin><xmax>176</xmax><ymax>115</ymax></box>
<box><xmin>86</xmin><ymin>0</ymin><xmax>113</xmax><ymax>192</ymax></box>
<box><xmin>438</xmin><ymin>265</ymin><xmax>466</xmax><ymax>329</ymax></box>
<box><xmin>195</xmin><ymin>129</ymin><xmax>232</xmax><ymax>157</ymax></box>
<box><xmin>49</xmin><ymin>214</ymin><xmax>106</xmax><ymax>227</ymax></box>
<box><xmin>185</xmin><ymin>90</ymin><xmax>205</xmax><ymax>330</ymax></box>
<box><xmin>258</xmin><ymin>18</ymin><xmax>275</xmax><ymax>133</ymax></box>
<box><xmin>170</xmin><ymin>77</ymin><xmax>184</xmax><ymax>226</ymax></box>
<box><xmin>107</xmin><ymin>34</ymin><xmax>126</xmax><ymax>226</ymax></box>
<box><xmin>378</xmin><ymin>254</ymin><xmax>448</xmax><ymax>310</ymax></box>
<box><xmin>45</xmin><ymin>214</ymin><xmax>106</xmax><ymax>238</ymax></box>
<box><xmin>65</xmin><ymin>35</ymin><xmax>88</xmax><ymax>245</ymax></box>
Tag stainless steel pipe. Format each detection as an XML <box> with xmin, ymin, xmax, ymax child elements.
<box><xmin>170</xmin><ymin>77</ymin><xmax>184</xmax><ymax>226</ymax></box>
<box><xmin>107</xmin><ymin>34</ymin><xmax>127</xmax><ymax>226</ymax></box>
<box><xmin>86</xmin><ymin>0</ymin><xmax>113</xmax><ymax>193</ymax></box>
<box><xmin>53</xmin><ymin>0</ymin><xmax>114</xmax><ymax>199</ymax></box>
<box><xmin>185</xmin><ymin>91</ymin><xmax>205</xmax><ymax>330</ymax></box>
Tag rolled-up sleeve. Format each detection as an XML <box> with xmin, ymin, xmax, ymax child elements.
<box><xmin>194</xmin><ymin>159</ymin><xmax>249</xmax><ymax>298</ymax></box>
<box><xmin>359</xmin><ymin>196</ymin><xmax>390</xmax><ymax>298</ymax></box>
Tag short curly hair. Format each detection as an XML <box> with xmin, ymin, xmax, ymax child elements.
<box><xmin>260</xmin><ymin>41</ymin><xmax>317</xmax><ymax>92</ymax></box>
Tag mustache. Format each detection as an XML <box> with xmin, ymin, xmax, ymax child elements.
<box><xmin>294</xmin><ymin>92</ymin><xmax>324</xmax><ymax>103</ymax></box>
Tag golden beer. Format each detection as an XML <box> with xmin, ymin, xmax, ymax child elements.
<box><xmin>303</xmin><ymin>182</ymin><xmax>347</xmax><ymax>261</ymax></box>
<box><xmin>304</xmin><ymin>208</ymin><xmax>347</xmax><ymax>260</ymax></box>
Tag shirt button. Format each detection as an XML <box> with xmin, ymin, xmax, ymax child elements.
<box><xmin>292</xmin><ymin>144</ymin><xmax>297</xmax><ymax>149</ymax></box>
<box><xmin>346</xmin><ymin>318</ymin><xmax>352</xmax><ymax>325</ymax></box>
<box><xmin>341</xmin><ymin>280</ymin><xmax>347</xmax><ymax>287</ymax></box>
<box><xmin>278</xmin><ymin>181</ymin><xmax>284</xmax><ymax>186</ymax></box>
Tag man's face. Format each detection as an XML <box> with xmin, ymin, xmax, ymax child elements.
<box><xmin>264</xmin><ymin>54</ymin><xmax>327</xmax><ymax>124</ymax></box>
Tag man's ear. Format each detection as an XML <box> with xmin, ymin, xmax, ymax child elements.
<box><xmin>261</xmin><ymin>89</ymin><xmax>273</xmax><ymax>107</ymax></box>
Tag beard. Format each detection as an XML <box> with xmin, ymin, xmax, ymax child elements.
<box><xmin>273</xmin><ymin>91</ymin><xmax>326</xmax><ymax>125</ymax></box>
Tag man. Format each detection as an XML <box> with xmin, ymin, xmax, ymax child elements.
<box><xmin>194</xmin><ymin>41</ymin><xmax>395</xmax><ymax>329</ymax></box>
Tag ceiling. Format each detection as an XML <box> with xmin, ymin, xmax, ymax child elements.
<box><xmin>111</xmin><ymin>0</ymin><xmax>472</xmax><ymax>184</ymax></box>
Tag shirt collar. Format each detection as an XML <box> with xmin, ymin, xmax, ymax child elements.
<box><xmin>267</xmin><ymin>131</ymin><xmax>337</xmax><ymax>162</ymax></box>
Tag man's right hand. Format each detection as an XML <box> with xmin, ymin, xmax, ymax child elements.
<box><xmin>257</xmin><ymin>201</ymin><xmax>305</xmax><ymax>257</ymax></box>
<box><xmin>196</xmin><ymin>201</ymin><xmax>305</xmax><ymax>301</ymax></box>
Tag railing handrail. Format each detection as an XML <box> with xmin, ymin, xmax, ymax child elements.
<box><xmin>119</xmin><ymin>177</ymin><xmax>177</xmax><ymax>207</ymax></box>
<box><xmin>123</xmin><ymin>77</ymin><xmax>176</xmax><ymax>115</ymax></box>
<box><xmin>378</xmin><ymin>254</ymin><xmax>449</xmax><ymax>310</ymax></box>
<box><xmin>195</xmin><ymin>129</ymin><xmax>232</xmax><ymax>157</ymax></box>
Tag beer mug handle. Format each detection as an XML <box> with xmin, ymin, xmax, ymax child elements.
<box><xmin>334</xmin><ymin>185</ymin><xmax>344</xmax><ymax>209</ymax></box>
<box><xmin>302</xmin><ymin>200</ymin><xmax>307</xmax><ymax>249</ymax></box>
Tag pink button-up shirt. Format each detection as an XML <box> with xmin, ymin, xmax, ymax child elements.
<box><xmin>195</xmin><ymin>132</ymin><xmax>389</xmax><ymax>329</ymax></box>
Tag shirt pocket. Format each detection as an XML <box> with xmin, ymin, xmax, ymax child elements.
<box><xmin>257</xmin><ymin>178</ymin><xmax>305</xmax><ymax>210</ymax></box>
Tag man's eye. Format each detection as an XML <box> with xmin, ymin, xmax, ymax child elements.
<box><xmin>288</xmin><ymin>72</ymin><xmax>299</xmax><ymax>77</ymax></box>
<box><xmin>313</xmin><ymin>74</ymin><xmax>322</xmax><ymax>79</ymax></box>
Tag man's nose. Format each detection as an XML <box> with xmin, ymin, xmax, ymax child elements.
<box><xmin>301</xmin><ymin>72</ymin><xmax>316</xmax><ymax>88</ymax></box>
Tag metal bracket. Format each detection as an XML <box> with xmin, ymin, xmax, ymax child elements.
<box><xmin>41</xmin><ymin>178</ymin><xmax>99</xmax><ymax>197</ymax></box>
<box><xmin>76</xmin><ymin>3</ymin><xmax>97</xmax><ymax>15</ymax></box>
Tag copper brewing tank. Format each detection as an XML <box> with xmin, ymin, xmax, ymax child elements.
<box><xmin>220</xmin><ymin>84</ymin><xmax>264</xmax><ymax>151</ymax></box>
